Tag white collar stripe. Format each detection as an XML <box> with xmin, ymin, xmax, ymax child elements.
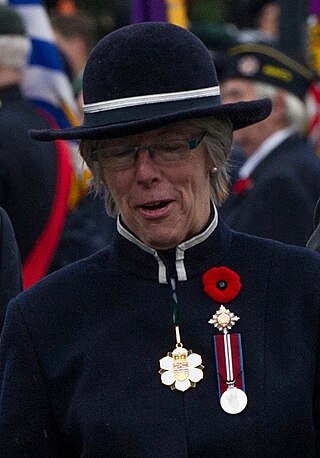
<box><xmin>175</xmin><ymin>205</ymin><xmax>218</xmax><ymax>281</ymax></box>
<box><xmin>83</xmin><ymin>86</ymin><xmax>220</xmax><ymax>113</ymax></box>
<box><xmin>117</xmin><ymin>203</ymin><xmax>218</xmax><ymax>284</ymax></box>
<box><xmin>117</xmin><ymin>217</ymin><xmax>168</xmax><ymax>284</ymax></box>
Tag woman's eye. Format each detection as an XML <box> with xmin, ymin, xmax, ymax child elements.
<box><xmin>158</xmin><ymin>143</ymin><xmax>185</xmax><ymax>153</ymax></box>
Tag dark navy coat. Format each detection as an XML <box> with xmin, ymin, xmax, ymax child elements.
<box><xmin>1</xmin><ymin>217</ymin><xmax>320</xmax><ymax>457</ymax></box>
<box><xmin>221</xmin><ymin>134</ymin><xmax>320</xmax><ymax>246</ymax></box>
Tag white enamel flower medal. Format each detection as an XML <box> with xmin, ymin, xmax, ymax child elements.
<box><xmin>203</xmin><ymin>267</ymin><xmax>247</xmax><ymax>414</ymax></box>
<box><xmin>159</xmin><ymin>279</ymin><xmax>204</xmax><ymax>392</ymax></box>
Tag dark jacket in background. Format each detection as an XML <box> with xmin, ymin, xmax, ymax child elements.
<box><xmin>0</xmin><ymin>84</ymin><xmax>72</xmax><ymax>287</ymax></box>
<box><xmin>0</xmin><ymin>207</ymin><xmax>22</xmax><ymax>328</ymax></box>
<box><xmin>221</xmin><ymin>134</ymin><xmax>320</xmax><ymax>246</ymax></box>
<box><xmin>49</xmin><ymin>192</ymin><xmax>116</xmax><ymax>272</ymax></box>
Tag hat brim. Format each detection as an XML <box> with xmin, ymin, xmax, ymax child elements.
<box><xmin>29</xmin><ymin>98</ymin><xmax>271</xmax><ymax>141</ymax></box>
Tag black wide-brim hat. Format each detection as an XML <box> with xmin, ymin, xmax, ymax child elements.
<box><xmin>30</xmin><ymin>22</ymin><xmax>272</xmax><ymax>141</ymax></box>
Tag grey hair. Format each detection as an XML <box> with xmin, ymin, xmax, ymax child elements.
<box><xmin>254</xmin><ymin>81</ymin><xmax>308</xmax><ymax>133</ymax></box>
<box><xmin>79</xmin><ymin>116</ymin><xmax>233</xmax><ymax>216</ymax></box>
<box><xmin>181</xmin><ymin>117</ymin><xmax>233</xmax><ymax>205</ymax></box>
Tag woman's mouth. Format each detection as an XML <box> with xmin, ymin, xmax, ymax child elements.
<box><xmin>137</xmin><ymin>200</ymin><xmax>175</xmax><ymax>219</ymax></box>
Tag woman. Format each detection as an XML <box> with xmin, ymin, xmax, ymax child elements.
<box><xmin>1</xmin><ymin>22</ymin><xmax>320</xmax><ymax>457</ymax></box>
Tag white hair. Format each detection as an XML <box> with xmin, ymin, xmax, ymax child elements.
<box><xmin>254</xmin><ymin>81</ymin><xmax>308</xmax><ymax>133</ymax></box>
<box><xmin>0</xmin><ymin>35</ymin><xmax>31</xmax><ymax>70</ymax></box>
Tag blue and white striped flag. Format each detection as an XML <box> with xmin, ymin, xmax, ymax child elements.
<box><xmin>0</xmin><ymin>0</ymin><xmax>80</xmax><ymax>128</ymax></box>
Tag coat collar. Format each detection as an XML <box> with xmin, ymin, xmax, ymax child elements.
<box><xmin>239</xmin><ymin>126</ymin><xmax>296</xmax><ymax>179</ymax></box>
<box><xmin>108</xmin><ymin>205</ymin><xmax>233</xmax><ymax>283</ymax></box>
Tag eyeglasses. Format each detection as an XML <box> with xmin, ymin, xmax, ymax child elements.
<box><xmin>90</xmin><ymin>132</ymin><xmax>207</xmax><ymax>171</ymax></box>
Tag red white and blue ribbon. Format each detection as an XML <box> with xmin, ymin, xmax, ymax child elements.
<box><xmin>214</xmin><ymin>332</ymin><xmax>245</xmax><ymax>398</ymax></box>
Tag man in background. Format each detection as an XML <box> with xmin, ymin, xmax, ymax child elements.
<box><xmin>0</xmin><ymin>4</ymin><xmax>73</xmax><ymax>288</ymax></box>
<box><xmin>50</xmin><ymin>10</ymin><xmax>98</xmax><ymax>106</ymax></box>
<box><xmin>49</xmin><ymin>9</ymin><xmax>117</xmax><ymax>265</ymax></box>
<box><xmin>220</xmin><ymin>43</ymin><xmax>320</xmax><ymax>246</ymax></box>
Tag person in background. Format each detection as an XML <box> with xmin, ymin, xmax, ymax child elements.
<box><xmin>1</xmin><ymin>22</ymin><xmax>320</xmax><ymax>457</ymax></box>
<box><xmin>50</xmin><ymin>10</ymin><xmax>98</xmax><ymax>107</ymax></box>
<box><xmin>0</xmin><ymin>207</ymin><xmax>22</xmax><ymax>329</ymax></box>
<box><xmin>49</xmin><ymin>7</ymin><xmax>117</xmax><ymax>260</ymax></box>
<box><xmin>220</xmin><ymin>43</ymin><xmax>320</xmax><ymax>246</ymax></box>
<box><xmin>0</xmin><ymin>4</ymin><xmax>73</xmax><ymax>289</ymax></box>
<box><xmin>226</xmin><ymin>0</ymin><xmax>280</xmax><ymax>44</ymax></box>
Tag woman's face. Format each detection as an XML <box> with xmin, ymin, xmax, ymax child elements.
<box><xmin>99</xmin><ymin>124</ymin><xmax>212</xmax><ymax>250</ymax></box>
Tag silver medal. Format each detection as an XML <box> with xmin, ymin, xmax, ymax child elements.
<box><xmin>220</xmin><ymin>386</ymin><xmax>247</xmax><ymax>414</ymax></box>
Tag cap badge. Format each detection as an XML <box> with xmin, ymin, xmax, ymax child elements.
<box><xmin>237</xmin><ymin>55</ymin><xmax>260</xmax><ymax>76</ymax></box>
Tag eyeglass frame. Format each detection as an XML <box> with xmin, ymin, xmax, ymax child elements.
<box><xmin>90</xmin><ymin>131</ymin><xmax>207</xmax><ymax>171</ymax></box>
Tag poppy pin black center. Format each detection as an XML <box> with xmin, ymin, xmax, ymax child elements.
<box><xmin>217</xmin><ymin>280</ymin><xmax>227</xmax><ymax>290</ymax></box>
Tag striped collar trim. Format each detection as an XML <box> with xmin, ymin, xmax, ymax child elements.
<box><xmin>83</xmin><ymin>86</ymin><xmax>220</xmax><ymax>113</ymax></box>
<box><xmin>117</xmin><ymin>203</ymin><xmax>218</xmax><ymax>284</ymax></box>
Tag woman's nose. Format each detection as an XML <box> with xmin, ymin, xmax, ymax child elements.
<box><xmin>134</xmin><ymin>149</ymin><xmax>161</xmax><ymax>185</ymax></box>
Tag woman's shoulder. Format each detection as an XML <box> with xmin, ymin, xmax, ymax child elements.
<box><xmin>226</xmin><ymin>230</ymin><xmax>320</xmax><ymax>317</ymax></box>
<box><xmin>12</xmin><ymin>247</ymin><xmax>113</xmax><ymax>313</ymax></box>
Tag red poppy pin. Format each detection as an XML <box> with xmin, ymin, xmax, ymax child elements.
<box><xmin>233</xmin><ymin>177</ymin><xmax>253</xmax><ymax>195</ymax></box>
<box><xmin>202</xmin><ymin>266</ymin><xmax>241</xmax><ymax>303</ymax></box>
